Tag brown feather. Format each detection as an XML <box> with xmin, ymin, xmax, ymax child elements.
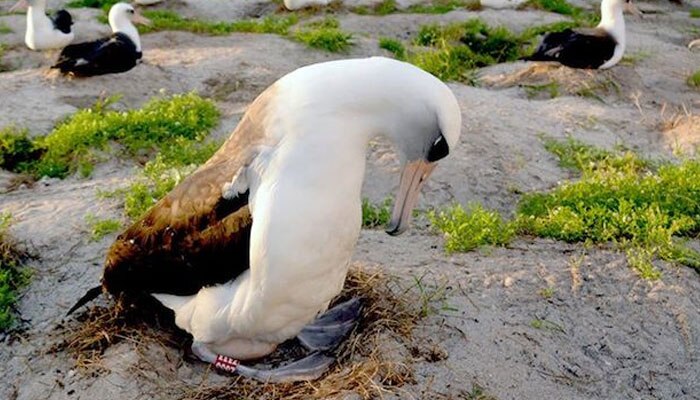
<box><xmin>102</xmin><ymin>85</ymin><xmax>278</xmax><ymax>300</ymax></box>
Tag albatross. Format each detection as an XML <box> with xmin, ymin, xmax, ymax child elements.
<box><xmin>523</xmin><ymin>0</ymin><xmax>641</xmax><ymax>69</ymax></box>
<box><xmin>10</xmin><ymin>0</ymin><xmax>74</xmax><ymax>51</ymax></box>
<box><xmin>52</xmin><ymin>3</ymin><xmax>150</xmax><ymax>76</ymax></box>
<box><xmin>68</xmin><ymin>57</ymin><xmax>462</xmax><ymax>381</ymax></box>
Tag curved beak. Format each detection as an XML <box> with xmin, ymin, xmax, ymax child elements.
<box><xmin>386</xmin><ymin>159</ymin><xmax>437</xmax><ymax>236</ymax></box>
<box><xmin>624</xmin><ymin>1</ymin><xmax>642</xmax><ymax>18</ymax></box>
<box><xmin>9</xmin><ymin>0</ymin><xmax>29</xmax><ymax>13</ymax></box>
<box><xmin>132</xmin><ymin>11</ymin><xmax>152</xmax><ymax>26</ymax></box>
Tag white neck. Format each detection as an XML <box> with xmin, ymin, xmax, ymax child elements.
<box><xmin>27</xmin><ymin>1</ymin><xmax>50</xmax><ymax>28</ymax></box>
<box><xmin>109</xmin><ymin>14</ymin><xmax>141</xmax><ymax>51</ymax></box>
<box><xmin>597</xmin><ymin>0</ymin><xmax>626</xmax><ymax>46</ymax></box>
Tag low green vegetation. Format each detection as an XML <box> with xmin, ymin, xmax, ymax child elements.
<box><xmin>0</xmin><ymin>23</ymin><xmax>11</xmax><ymax>34</ymax></box>
<box><xmin>688</xmin><ymin>70</ymin><xmax>700</xmax><ymax>89</ymax></box>
<box><xmin>85</xmin><ymin>215</ymin><xmax>122</xmax><ymax>242</ymax></box>
<box><xmin>0</xmin><ymin>93</ymin><xmax>219</xmax><ymax>179</ymax></box>
<box><xmin>620</xmin><ymin>50</ymin><xmax>652</xmax><ymax>66</ymax></box>
<box><xmin>408</xmin><ymin>0</ymin><xmax>481</xmax><ymax>14</ymax></box>
<box><xmin>379</xmin><ymin>19</ymin><xmax>584</xmax><ymax>83</ymax></box>
<box><xmin>351</xmin><ymin>0</ymin><xmax>398</xmax><ymax>15</ymax></box>
<box><xmin>379</xmin><ymin>37</ymin><xmax>407</xmax><ymax>59</ymax></box>
<box><xmin>0</xmin><ymin>214</ymin><xmax>30</xmax><ymax>331</ymax></box>
<box><xmin>522</xmin><ymin>0</ymin><xmax>579</xmax><ymax>16</ymax></box>
<box><xmin>362</xmin><ymin>197</ymin><xmax>393</xmax><ymax>228</ymax></box>
<box><xmin>690</xmin><ymin>8</ymin><xmax>700</xmax><ymax>18</ymax></box>
<box><xmin>0</xmin><ymin>43</ymin><xmax>10</xmax><ymax>72</ymax></box>
<box><xmin>66</xmin><ymin>0</ymin><xmax>118</xmax><ymax>10</ymax></box>
<box><xmin>530</xmin><ymin>318</ymin><xmax>565</xmax><ymax>333</ymax></box>
<box><xmin>430</xmin><ymin>138</ymin><xmax>700</xmax><ymax>279</ymax></box>
<box><xmin>0</xmin><ymin>127</ymin><xmax>42</xmax><ymax>173</ymax></box>
<box><xmin>523</xmin><ymin>81</ymin><xmax>560</xmax><ymax>99</ymax></box>
<box><xmin>428</xmin><ymin>203</ymin><xmax>516</xmax><ymax>253</ymax></box>
<box><xmin>293</xmin><ymin>17</ymin><xmax>353</xmax><ymax>52</ymax></box>
<box><xmin>140</xmin><ymin>10</ymin><xmax>298</xmax><ymax>36</ymax></box>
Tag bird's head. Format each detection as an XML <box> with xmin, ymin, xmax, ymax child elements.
<box><xmin>383</xmin><ymin>69</ymin><xmax>462</xmax><ymax>236</ymax></box>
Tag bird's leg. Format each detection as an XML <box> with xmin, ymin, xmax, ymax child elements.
<box><xmin>192</xmin><ymin>298</ymin><xmax>362</xmax><ymax>383</ymax></box>
<box><xmin>192</xmin><ymin>341</ymin><xmax>240</xmax><ymax>374</ymax></box>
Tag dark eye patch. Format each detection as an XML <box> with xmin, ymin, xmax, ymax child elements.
<box><xmin>426</xmin><ymin>133</ymin><xmax>449</xmax><ymax>162</ymax></box>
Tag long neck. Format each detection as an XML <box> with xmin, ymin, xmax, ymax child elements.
<box><xmin>597</xmin><ymin>0</ymin><xmax>625</xmax><ymax>45</ymax></box>
<box><xmin>110</xmin><ymin>18</ymin><xmax>141</xmax><ymax>52</ymax></box>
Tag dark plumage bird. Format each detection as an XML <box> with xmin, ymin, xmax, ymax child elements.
<box><xmin>53</xmin><ymin>3</ymin><xmax>151</xmax><ymax>77</ymax></box>
<box><xmin>523</xmin><ymin>0</ymin><xmax>640</xmax><ymax>69</ymax></box>
<box><xmin>10</xmin><ymin>0</ymin><xmax>74</xmax><ymax>50</ymax></box>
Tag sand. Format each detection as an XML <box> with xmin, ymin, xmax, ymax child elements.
<box><xmin>0</xmin><ymin>0</ymin><xmax>699</xmax><ymax>399</ymax></box>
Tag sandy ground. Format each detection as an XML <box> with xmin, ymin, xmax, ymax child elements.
<box><xmin>0</xmin><ymin>0</ymin><xmax>699</xmax><ymax>399</ymax></box>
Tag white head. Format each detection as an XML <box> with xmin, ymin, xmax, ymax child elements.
<box><xmin>278</xmin><ymin>57</ymin><xmax>462</xmax><ymax>235</ymax></box>
<box><xmin>108</xmin><ymin>3</ymin><xmax>151</xmax><ymax>51</ymax></box>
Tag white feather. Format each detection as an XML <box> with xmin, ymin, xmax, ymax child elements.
<box><xmin>152</xmin><ymin>57</ymin><xmax>462</xmax><ymax>359</ymax></box>
<box><xmin>23</xmin><ymin>0</ymin><xmax>74</xmax><ymax>51</ymax></box>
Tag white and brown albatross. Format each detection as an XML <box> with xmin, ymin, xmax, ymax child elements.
<box><xmin>68</xmin><ymin>57</ymin><xmax>462</xmax><ymax>381</ymax></box>
<box><xmin>10</xmin><ymin>0</ymin><xmax>74</xmax><ymax>51</ymax></box>
<box><xmin>524</xmin><ymin>0</ymin><xmax>641</xmax><ymax>69</ymax></box>
<box><xmin>52</xmin><ymin>3</ymin><xmax>150</xmax><ymax>76</ymax></box>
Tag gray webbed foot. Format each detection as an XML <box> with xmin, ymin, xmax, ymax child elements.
<box><xmin>236</xmin><ymin>351</ymin><xmax>335</xmax><ymax>383</ymax></box>
<box><xmin>297</xmin><ymin>297</ymin><xmax>362</xmax><ymax>351</ymax></box>
<box><xmin>200</xmin><ymin>297</ymin><xmax>362</xmax><ymax>382</ymax></box>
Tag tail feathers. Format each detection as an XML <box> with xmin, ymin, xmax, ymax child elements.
<box><xmin>66</xmin><ymin>285</ymin><xmax>103</xmax><ymax>316</ymax></box>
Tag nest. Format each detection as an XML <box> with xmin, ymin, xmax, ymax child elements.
<box><xmin>54</xmin><ymin>265</ymin><xmax>422</xmax><ymax>399</ymax></box>
<box><xmin>480</xmin><ymin>63</ymin><xmax>625</xmax><ymax>101</ymax></box>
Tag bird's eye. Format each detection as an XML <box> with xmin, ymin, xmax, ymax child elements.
<box><xmin>426</xmin><ymin>133</ymin><xmax>449</xmax><ymax>162</ymax></box>
<box><xmin>128</xmin><ymin>9</ymin><xmax>135</xmax><ymax>14</ymax></box>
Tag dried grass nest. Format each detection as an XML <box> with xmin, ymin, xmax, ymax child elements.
<box><xmin>53</xmin><ymin>266</ymin><xmax>424</xmax><ymax>399</ymax></box>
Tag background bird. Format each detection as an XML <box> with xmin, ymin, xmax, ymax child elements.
<box><xmin>52</xmin><ymin>3</ymin><xmax>151</xmax><ymax>77</ymax></box>
<box><xmin>67</xmin><ymin>57</ymin><xmax>462</xmax><ymax>381</ymax></box>
<box><xmin>10</xmin><ymin>0</ymin><xmax>74</xmax><ymax>51</ymax></box>
<box><xmin>523</xmin><ymin>0</ymin><xmax>641</xmax><ymax>69</ymax></box>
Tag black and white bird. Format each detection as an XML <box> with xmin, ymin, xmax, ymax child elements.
<box><xmin>523</xmin><ymin>0</ymin><xmax>641</xmax><ymax>69</ymax></box>
<box><xmin>67</xmin><ymin>57</ymin><xmax>462</xmax><ymax>382</ymax></box>
<box><xmin>10</xmin><ymin>0</ymin><xmax>74</xmax><ymax>51</ymax></box>
<box><xmin>52</xmin><ymin>3</ymin><xmax>150</xmax><ymax>77</ymax></box>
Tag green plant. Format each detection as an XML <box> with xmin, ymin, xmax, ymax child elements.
<box><xmin>85</xmin><ymin>215</ymin><xmax>122</xmax><ymax>242</ymax></box>
<box><xmin>408</xmin><ymin>0</ymin><xmax>481</xmax><ymax>14</ymax></box>
<box><xmin>66</xmin><ymin>0</ymin><xmax>119</xmax><ymax>10</ymax></box>
<box><xmin>140</xmin><ymin>10</ymin><xmax>298</xmax><ymax>36</ymax></box>
<box><xmin>411</xmin><ymin>273</ymin><xmax>456</xmax><ymax>318</ymax></box>
<box><xmin>538</xmin><ymin>287</ymin><xmax>555</xmax><ymax>299</ymax></box>
<box><xmin>518</xmin><ymin>138</ymin><xmax>700</xmax><ymax>278</ymax></box>
<box><xmin>407</xmin><ymin>19</ymin><xmax>539</xmax><ymax>82</ymax></box>
<box><xmin>0</xmin><ymin>213</ymin><xmax>30</xmax><ymax>331</ymax></box>
<box><xmin>428</xmin><ymin>203</ymin><xmax>516</xmax><ymax>253</ymax></box>
<box><xmin>27</xmin><ymin>93</ymin><xmax>218</xmax><ymax>179</ymax></box>
<box><xmin>378</xmin><ymin>37</ymin><xmax>407</xmax><ymax>59</ymax></box>
<box><xmin>523</xmin><ymin>81</ymin><xmax>560</xmax><ymax>99</ymax></box>
<box><xmin>0</xmin><ymin>23</ymin><xmax>11</xmax><ymax>34</ymax></box>
<box><xmin>688</xmin><ymin>70</ymin><xmax>700</xmax><ymax>89</ymax></box>
<box><xmin>294</xmin><ymin>17</ymin><xmax>353</xmax><ymax>52</ymax></box>
<box><xmin>0</xmin><ymin>127</ymin><xmax>43</xmax><ymax>173</ymax></box>
<box><xmin>362</xmin><ymin>198</ymin><xmax>393</xmax><ymax>228</ymax></box>
<box><xmin>690</xmin><ymin>8</ymin><xmax>700</xmax><ymax>18</ymax></box>
<box><xmin>530</xmin><ymin>318</ymin><xmax>565</xmax><ymax>333</ymax></box>
<box><xmin>522</xmin><ymin>0</ymin><xmax>579</xmax><ymax>15</ymax></box>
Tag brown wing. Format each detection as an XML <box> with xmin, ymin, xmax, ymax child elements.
<box><xmin>102</xmin><ymin>86</ymin><xmax>277</xmax><ymax>299</ymax></box>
